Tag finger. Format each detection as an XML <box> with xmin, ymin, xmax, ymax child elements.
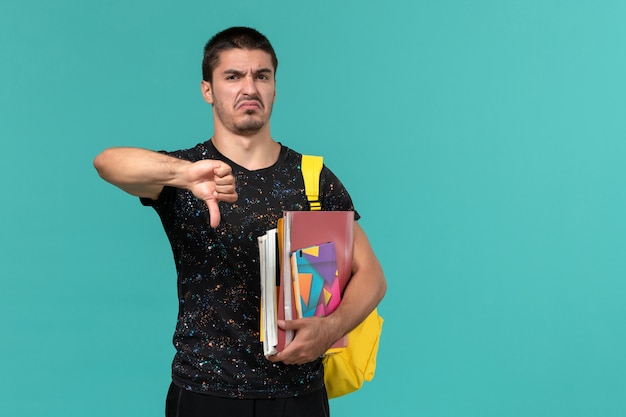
<box><xmin>205</xmin><ymin>195</ymin><xmax>221</xmax><ymax>228</ymax></box>
<box><xmin>213</xmin><ymin>162</ymin><xmax>233</xmax><ymax>178</ymax></box>
<box><xmin>214</xmin><ymin>185</ymin><xmax>238</xmax><ymax>203</ymax></box>
<box><xmin>266</xmin><ymin>346</ymin><xmax>297</xmax><ymax>365</ymax></box>
<box><xmin>267</xmin><ymin>347</ymin><xmax>311</xmax><ymax>366</ymax></box>
<box><xmin>266</xmin><ymin>353</ymin><xmax>282</xmax><ymax>363</ymax></box>
<box><xmin>214</xmin><ymin>175</ymin><xmax>234</xmax><ymax>186</ymax></box>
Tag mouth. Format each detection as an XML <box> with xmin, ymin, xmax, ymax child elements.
<box><xmin>236</xmin><ymin>100</ymin><xmax>263</xmax><ymax>111</ymax></box>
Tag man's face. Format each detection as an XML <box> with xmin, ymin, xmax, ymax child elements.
<box><xmin>202</xmin><ymin>48</ymin><xmax>276</xmax><ymax>136</ymax></box>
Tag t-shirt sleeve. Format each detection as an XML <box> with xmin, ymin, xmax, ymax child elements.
<box><xmin>139</xmin><ymin>185</ymin><xmax>176</xmax><ymax>207</ymax></box>
<box><xmin>320</xmin><ymin>165</ymin><xmax>361</xmax><ymax>221</ymax></box>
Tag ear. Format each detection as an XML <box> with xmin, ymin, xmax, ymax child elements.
<box><xmin>200</xmin><ymin>80</ymin><xmax>214</xmax><ymax>105</ymax></box>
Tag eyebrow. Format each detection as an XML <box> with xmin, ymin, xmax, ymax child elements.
<box><xmin>223</xmin><ymin>67</ymin><xmax>274</xmax><ymax>76</ymax></box>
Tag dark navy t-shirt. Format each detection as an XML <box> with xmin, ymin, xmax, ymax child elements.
<box><xmin>142</xmin><ymin>140</ymin><xmax>356</xmax><ymax>399</ymax></box>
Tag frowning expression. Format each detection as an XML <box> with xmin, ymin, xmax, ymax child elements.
<box><xmin>202</xmin><ymin>48</ymin><xmax>276</xmax><ymax>136</ymax></box>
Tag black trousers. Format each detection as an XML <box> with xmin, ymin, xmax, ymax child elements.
<box><xmin>166</xmin><ymin>383</ymin><xmax>330</xmax><ymax>417</ymax></box>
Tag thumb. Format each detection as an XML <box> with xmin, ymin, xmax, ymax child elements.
<box><xmin>277</xmin><ymin>319</ymin><xmax>302</xmax><ymax>331</ymax></box>
<box><xmin>205</xmin><ymin>194</ymin><xmax>221</xmax><ymax>228</ymax></box>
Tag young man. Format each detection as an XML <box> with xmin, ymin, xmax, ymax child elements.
<box><xmin>94</xmin><ymin>27</ymin><xmax>386</xmax><ymax>417</ymax></box>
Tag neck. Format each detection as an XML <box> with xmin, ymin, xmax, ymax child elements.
<box><xmin>211</xmin><ymin>126</ymin><xmax>281</xmax><ymax>171</ymax></box>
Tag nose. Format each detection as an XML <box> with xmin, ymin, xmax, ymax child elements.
<box><xmin>241</xmin><ymin>74</ymin><xmax>257</xmax><ymax>95</ymax></box>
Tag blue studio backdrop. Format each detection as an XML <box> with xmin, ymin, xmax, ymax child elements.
<box><xmin>1</xmin><ymin>1</ymin><xmax>626</xmax><ymax>416</ymax></box>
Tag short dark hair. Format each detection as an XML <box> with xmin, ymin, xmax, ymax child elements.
<box><xmin>202</xmin><ymin>27</ymin><xmax>278</xmax><ymax>83</ymax></box>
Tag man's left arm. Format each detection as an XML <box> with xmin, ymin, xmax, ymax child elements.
<box><xmin>268</xmin><ymin>221</ymin><xmax>386</xmax><ymax>365</ymax></box>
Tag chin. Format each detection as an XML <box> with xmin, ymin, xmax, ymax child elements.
<box><xmin>234</xmin><ymin>117</ymin><xmax>266</xmax><ymax>133</ymax></box>
<box><xmin>234</xmin><ymin>124</ymin><xmax>265</xmax><ymax>136</ymax></box>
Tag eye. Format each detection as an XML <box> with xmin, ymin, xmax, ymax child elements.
<box><xmin>226</xmin><ymin>74</ymin><xmax>239</xmax><ymax>80</ymax></box>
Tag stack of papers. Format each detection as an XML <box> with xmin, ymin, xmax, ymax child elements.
<box><xmin>258</xmin><ymin>211</ymin><xmax>355</xmax><ymax>356</ymax></box>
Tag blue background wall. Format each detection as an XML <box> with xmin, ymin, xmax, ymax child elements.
<box><xmin>2</xmin><ymin>1</ymin><xmax>625</xmax><ymax>416</ymax></box>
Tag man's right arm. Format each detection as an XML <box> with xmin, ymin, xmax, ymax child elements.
<box><xmin>93</xmin><ymin>147</ymin><xmax>237</xmax><ymax>227</ymax></box>
<box><xmin>93</xmin><ymin>147</ymin><xmax>185</xmax><ymax>200</ymax></box>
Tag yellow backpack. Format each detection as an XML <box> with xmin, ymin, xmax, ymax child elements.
<box><xmin>301</xmin><ymin>155</ymin><xmax>384</xmax><ymax>399</ymax></box>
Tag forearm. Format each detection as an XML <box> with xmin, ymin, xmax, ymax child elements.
<box><xmin>325</xmin><ymin>222</ymin><xmax>387</xmax><ymax>341</ymax></box>
<box><xmin>93</xmin><ymin>147</ymin><xmax>191</xmax><ymax>199</ymax></box>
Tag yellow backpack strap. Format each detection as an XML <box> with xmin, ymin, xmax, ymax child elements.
<box><xmin>301</xmin><ymin>154</ymin><xmax>324</xmax><ymax>211</ymax></box>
